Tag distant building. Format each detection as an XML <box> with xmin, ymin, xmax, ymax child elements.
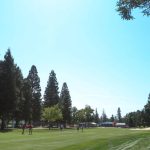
<box><xmin>79</xmin><ymin>122</ymin><xmax>97</xmax><ymax>128</ymax></box>
<box><xmin>99</xmin><ymin>122</ymin><xmax>127</xmax><ymax>128</ymax></box>
<box><xmin>99</xmin><ymin>122</ymin><xmax>113</xmax><ymax>127</ymax></box>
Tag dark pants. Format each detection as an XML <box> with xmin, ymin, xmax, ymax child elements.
<box><xmin>22</xmin><ymin>128</ymin><xmax>25</xmax><ymax>134</ymax></box>
<box><xmin>29</xmin><ymin>128</ymin><xmax>32</xmax><ymax>135</ymax></box>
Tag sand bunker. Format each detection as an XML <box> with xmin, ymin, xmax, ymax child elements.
<box><xmin>130</xmin><ymin>127</ymin><xmax>150</xmax><ymax>130</ymax></box>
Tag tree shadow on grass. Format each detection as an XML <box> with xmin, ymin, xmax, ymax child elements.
<box><xmin>0</xmin><ymin>129</ymin><xmax>13</xmax><ymax>133</ymax></box>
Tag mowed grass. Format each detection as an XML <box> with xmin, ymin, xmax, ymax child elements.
<box><xmin>0</xmin><ymin>127</ymin><xmax>150</xmax><ymax>150</ymax></box>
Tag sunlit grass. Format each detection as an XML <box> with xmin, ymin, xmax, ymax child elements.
<box><xmin>0</xmin><ymin>127</ymin><xmax>150</xmax><ymax>150</ymax></box>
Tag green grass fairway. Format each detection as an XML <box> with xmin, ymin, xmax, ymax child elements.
<box><xmin>0</xmin><ymin>128</ymin><xmax>150</xmax><ymax>150</ymax></box>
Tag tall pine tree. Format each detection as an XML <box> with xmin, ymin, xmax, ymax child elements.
<box><xmin>94</xmin><ymin>108</ymin><xmax>99</xmax><ymax>123</ymax></box>
<box><xmin>22</xmin><ymin>78</ymin><xmax>32</xmax><ymax>123</ymax></box>
<box><xmin>27</xmin><ymin>65</ymin><xmax>42</xmax><ymax>123</ymax></box>
<box><xmin>14</xmin><ymin>66</ymin><xmax>24</xmax><ymax>127</ymax></box>
<box><xmin>60</xmin><ymin>82</ymin><xmax>72</xmax><ymax>125</ymax></box>
<box><xmin>44</xmin><ymin>70</ymin><xmax>59</xmax><ymax>107</ymax></box>
<box><xmin>144</xmin><ymin>93</ymin><xmax>150</xmax><ymax>126</ymax></box>
<box><xmin>110</xmin><ymin>114</ymin><xmax>115</xmax><ymax>122</ymax></box>
<box><xmin>117</xmin><ymin>107</ymin><xmax>122</xmax><ymax>122</ymax></box>
<box><xmin>0</xmin><ymin>49</ymin><xmax>16</xmax><ymax>129</ymax></box>
<box><xmin>0</xmin><ymin>60</ymin><xmax>7</xmax><ymax>129</ymax></box>
<box><xmin>101</xmin><ymin>109</ymin><xmax>107</xmax><ymax>122</ymax></box>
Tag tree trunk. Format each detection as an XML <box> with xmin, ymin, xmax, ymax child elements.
<box><xmin>1</xmin><ymin>115</ymin><xmax>6</xmax><ymax>130</ymax></box>
<box><xmin>15</xmin><ymin>120</ymin><xmax>19</xmax><ymax>128</ymax></box>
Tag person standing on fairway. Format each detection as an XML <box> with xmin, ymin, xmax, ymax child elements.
<box><xmin>77</xmin><ymin>124</ymin><xmax>79</xmax><ymax>131</ymax></box>
<box><xmin>28</xmin><ymin>124</ymin><xmax>33</xmax><ymax>135</ymax></box>
<box><xmin>22</xmin><ymin>124</ymin><xmax>26</xmax><ymax>134</ymax></box>
<box><xmin>81</xmin><ymin>124</ymin><xmax>83</xmax><ymax>132</ymax></box>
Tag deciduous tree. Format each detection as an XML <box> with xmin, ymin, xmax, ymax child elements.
<box><xmin>42</xmin><ymin>105</ymin><xmax>63</xmax><ymax>129</ymax></box>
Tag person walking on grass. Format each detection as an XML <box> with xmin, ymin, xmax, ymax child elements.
<box><xmin>22</xmin><ymin>124</ymin><xmax>26</xmax><ymax>135</ymax></box>
<box><xmin>77</xmin><ymin>124</ymin><xmax>79</xmax><ymax>131</ymax></box>
<box><xmin>28</xmin><ymin>124</ymin><xmax>33</xmax><ymax>135</ymax></box>
<box><xmin>81</xmin><ymin>124</ymin><xmax>83</xmax><ymax>132</ymax></box>
<box><xmin>60</xmin><ymin>124</ymin><xmax>63</xmax><ymax>131</ymax></box>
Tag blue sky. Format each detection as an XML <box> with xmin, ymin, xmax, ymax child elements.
<box><xmin>0</xmin><ymin>0</ymin><xmax>150</xmax><ymax>117</ymax></box>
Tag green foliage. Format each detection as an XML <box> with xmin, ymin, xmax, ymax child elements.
<box><xmin>116</xmin><ymin>0</ymin><xmax>150</xmax><ymax>20</ymax></box>
<box><xmin>22</xmin><ymin>78</ymin><xmax>32</xmax><ymax>123</ymax></box>
<box><xmin>125</xmin><ymin>112</ymin><xmax>137</xmax><ymax>127</ymax></box>
<box><xmin>42</xmin><ymin>105</ymin><xmax>63</xmax><ymax>122</ymax></box>
<box><xmin>72</xmin><ymin>105</ymin><xmax>95</xmax><ymax>123</ymax></box>
<box><xmin>3</xmin><ymin>49</ymin><xmax>16</xmax><ymax>113</ymax></box>
<box><xmin>0</xmin><ymin>49</ymin><xmax>17</xmax><ymax>129</ymax></box>
<box><xmin>84</xmin><ymin>105</ymin><xmax>94</xmax><ymax>122</ymax></box>
<box><xmin>125</xmin><ymin>93</ymin><xmax>150</xmax><ymax>127</ymax></box>
<box><xmin>101</xmin><ymin>109</ymin><xmax>108</xmax><ymax>122</ymax></box>
<box><xmin>27</xmin><ymin>65</ymin><xmax>42</xmax><ymax>122</ymax></box>
<box><xmin>75</xmin><ymin>109</ymin><xmax>86</xmax><ymax>123</ymax></box>
<box><xmin>2</xmin><ymin>49</ymin><xmax>150</xmax><ymax>129</ymax></box>
<box><xmin>110</xmin><ymin>115</ymin><xmax>115</xmax><ymax>122</ymax></box>
<box><xmin>125</xmin><ymin>110</ymin><xmax>144</xmax><ymax>127</ymax></box>
<box><xmin>71</xmin><ymin>106</ymin><xmax>78</xmax><ymax>124</ymax></box>
<box><xmin>60</xmin><ymin>82</ymin><xmax>72</xmax><ymax>124</ymax></box>
<box><xmin>14</xmin><ymin>66</ymin><xmax>24</xmax><ymax>125</ymax></box>
<box><xmin>94</xmin><ymin>108</ymin><xmax>99</xmax><ymax>123</ymax></box>
<box><xmin>117</xmin><ymin>107</ymin><xmax>122</xmax><ymax>122</ymax></box>
<box><xmin>44</xmin><ymin>70</ymin><xmax>59</xmax><ymax>107</ymax></box>
<box><xmin>144</xmin><ymin>93</ymin><xmax>150</xmax><ymax>126</ymax></box>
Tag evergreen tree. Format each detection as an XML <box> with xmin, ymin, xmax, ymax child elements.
<box><xmin>71</xmin><ymin>106</ymin><xmax>78</xmax><ymax>124</ymax></box>
<box><xmin>135</xmin><ymin>110</ymin><xmax>143</xmax><ymax>127</ymax></box>
<box><xmin>117</xmin><ymin>107</ymin><xmax>122</xmax><ymax>122</ymax></box>
<box><xmin>27</xmin><ymin>65</ymin><xmax>42</xmax><ymax>123</ymax></box>
<box><xmin>60</xmin><ymin>82</ymin><xmax>72</xmax><ymax>125</ymax></box>
<box><xmin>144</xmin><ymin>93</ymin><xmax>150</xmax><ymax>126</ymax></box>
<box><xmin>125</xmin><ymin>109</ymin><xmax>146</xmax><ymax>127</ymax></box>
<box><xmin>94</xmin><ymin>108</ymin><xmax>99</xmax><ymax>123</ymax></box>
<box><xmin>0</xmin><ymin>60</ymin><xmax>6</xmax><ymax>129</ymax></box>
<box><xmin>110</xmin><ymin>114</ymin><xmax>115</xmax><ymax>122</ymax></box>
<box><xmin>14</xmin><ymin>66</ymin><xmax>24</xmax><ymax>127</ymax></box>
<box><xmin>140</xmin><ymin>110</ymin><xmax>146</xmax><ymax>127</ymax></box>
<box><xmin>125</xmin><ymin>112</ymin><xmax>137</xmax><ymax>127</ymax></box>
<box><xmin>0</xmin><ymin>49</ymin><xmax>16</xmax><ymax>129</ymax></box>
<box><xmin>22</xmin><ymin>78</ymin><xmax>32</xmax><ymax>123</ymax></box>
<box><xmin>101</xmin><ymin>109</ymin><xmax>107</xmax><ymax>122</ymax></box>
<box><xmin>44</xmin><ymin>70</ymin><xmax>59</xmax><ymax>107</ymax></box>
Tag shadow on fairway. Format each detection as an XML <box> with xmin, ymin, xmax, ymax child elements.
<box><xmin>0</xmin><ymin>129</ymin><xmax>13</xmax><ymax>133</ymax></box>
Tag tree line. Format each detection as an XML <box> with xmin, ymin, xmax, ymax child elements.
<box><xmin>1</xmin><ymin>49</ymin><xmax>149</xmax><ymax>130</ymax></box>
<box><xmin>0</xmin><ymin>49</ymin><xmax>125</xmax><ymax>130</ymax></box>
<box><xmin>125</xmin><ymin>94</ymin><xmax>150</xmax><ymax>127</ymax></box>
<box><xmin>0</xmin><ymin>49</ymin><xmax>72</xmax><ymax>130</ymax></box>
<box><xmin>0</xmin><ymin>49</ymin><xmax>103</xmax><ymax>130</ymax></box>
